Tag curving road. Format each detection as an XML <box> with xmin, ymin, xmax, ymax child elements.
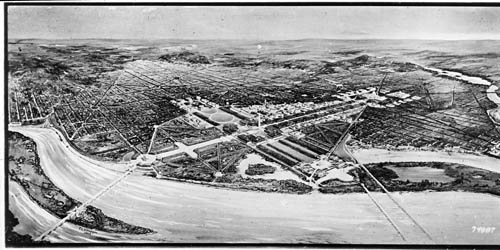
<box><xmin>8</xmin><ymin>126</ymin><xmax>500</xmax><ymax>244</ymax></box>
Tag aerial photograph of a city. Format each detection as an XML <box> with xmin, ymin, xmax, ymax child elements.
<box><xmin>4</xmin><ymin>3</ymin><xmax>500</xmax><ymax>246</ymax></box>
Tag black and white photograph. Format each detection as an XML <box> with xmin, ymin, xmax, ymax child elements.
<box><xmin>3</xmin><ymin>2</ymin><xmax>500</xmax><ymax>247</ymax></box>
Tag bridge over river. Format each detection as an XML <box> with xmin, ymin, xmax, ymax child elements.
<box><xmin>8</xmin><ymin>126</ymin><xmax>500</xmax><ymax>244</ymax></box>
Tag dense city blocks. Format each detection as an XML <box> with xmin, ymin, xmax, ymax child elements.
<box><xmin>6</xmin><ymin>5</ymin><xmax>500</xmax><ymax>245</ymax></box>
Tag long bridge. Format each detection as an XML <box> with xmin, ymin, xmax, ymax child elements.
<box><xmin>323</xmin><ymin>104</ymin><xmax>434</xmax><ymax>243</ymax></box>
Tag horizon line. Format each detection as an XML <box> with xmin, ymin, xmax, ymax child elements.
<box><xmin>8</xmin><ymin>37</ymin><xmax>500</xmax><ymax>42</ymax></box>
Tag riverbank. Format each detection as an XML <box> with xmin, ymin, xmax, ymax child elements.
<box><xmin>7</xmin><ymin>131</ymin><xmax>155</xmax><ymax>241</ymax></box>
<box><xmin>7</xmin><ymin>126</ymin><xmax>500</xmax><ymax>243</ymax></box>
<box><xmin>154</xmin><ymin>153</ymin><xmax>314</xmax><ymax>194</ymax></box>
<box><xmin>19</xmin><ymin>125</ymin><xmax>313</xmax><ymax>195</ymax></box>
<box><xmin>420</xmin><ymin>65</ymin><xmax>500</xmax><ymax>123</ymax></box>
<box><xmin>320</xmin><ymin>138</ymin><xmax>500</xmax><ymax>196</ymax></box>
<box><xmin>10</xmin><ymin>125</ymin><xmax>132</xmax><ymax>172</ymax></box>
<box><xmin>360</xmin><ymin>162</ymin><xmax>500</xmax><ymax>196</ymax></box>
<box><xmin>5</xmin><ymin>209</ymin><xmax>41</xmax><ymax>245</ymax></box>
<box><xmin>353</xmin><ymin>148</ymin><xmax>500</xmax><ymax>174</ymax></box>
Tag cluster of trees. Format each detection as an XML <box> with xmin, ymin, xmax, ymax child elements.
<box><xmin>193</xmin><ymin>112</ymin><xmax>220</xmax><ymax>126</ymax></box>
<box><xmin>264</xmin><ymin>125</ymin><xmax>282</xmax><ymax>138</ymax></box>
<box><xmin>214</xmin><ymin>174</ymin><xmax>312</xmax><ymax>194</ymax></box>
<box><xmin>159</xmin><ymin>51</ymin><xmax>211</xmax><ymax>64</ymax></box>
<box><xmin>245</xmin><ymin>164</ymin><xmax>276</xmax><ymax>176</ymax></box>
<box><xmin>237</xmin><ymin>134</ymin><xmax>265</xmax><ymax>143</ymax></box>
<box><xmin>222</xmin><ymin>123</ymin><xmax>238</xmax><ymax>134</ymax></box>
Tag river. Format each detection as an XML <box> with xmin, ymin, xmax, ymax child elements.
<box><xmin>353</xmin><ymin>148</ymin><xmax>500</xmax><ymax>174</ymax></box>
<box><xmin>8</xmin><ymin>126</ymin><xmax>500</xmax><ymax>244</ymax></box>
<box><xmin>8</xmin><ymin>66</ymin><xmax>500</xmax><ymax>244</ymax></box>
<box><xmin>422</xmin><ymin>66</ymin><xmax>500</xmax><ymax>107</ymax></box>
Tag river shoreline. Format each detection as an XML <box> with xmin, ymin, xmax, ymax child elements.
<box><xmin>7</xmin><ymin>126</ymin><xmax>500</xmax><ymax>244</ymax></box>
<box><xmin>419</xmin><ymin>65</ymin><xmax>500</xmax><ymax>123</ymax></box>
<box><xmin>353</xmin><ymin>148</ymin><xmax>500</xmax><ymax>174</ymax></box>
<box><xmin>7</xmin><ymin>63</ymin><xmax>500</xmax><ymax>243</ymax></box>
<box><xmin>7</xmin><ymin>131</ymin><xmax>155</xmax><ymax>242</ymax></box>
<box><xmin>10</xmin><ymin>125</ymin><xmax>500</xmax><ymax>196</ymax></box>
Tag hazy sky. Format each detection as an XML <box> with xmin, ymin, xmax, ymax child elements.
<box><xmin>8</xmin><ymin>6</ymin><xmax>500</xmax><ymax>40</ymax></box>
